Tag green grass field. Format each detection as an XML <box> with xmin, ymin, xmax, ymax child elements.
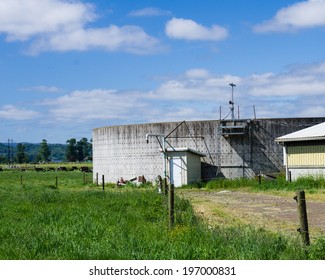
<box><xmin>1</xmin><ymin>170</ymin><xmax>325</xmax><ymax>260</ymax></box>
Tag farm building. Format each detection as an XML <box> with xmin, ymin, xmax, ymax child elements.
<box><xmin>93</xmin><ymin>118</ymin><xmax>325</xmax><ymax>185</ymax></box>
<box><xmin>275</xmin><ymin>122</ymin><xmax>325</xmax><ymax>181</ymax></box>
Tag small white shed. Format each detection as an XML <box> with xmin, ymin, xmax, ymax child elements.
<box><xmin>164</xmin><ymin>147</ymin><xmax>205</xmax><ymax>187</ymax></box>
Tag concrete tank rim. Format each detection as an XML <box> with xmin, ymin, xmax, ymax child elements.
<box><xmin>92</xmin><ymin>117</ymin><xmax>325</xmax><ymax>132</ymax></box>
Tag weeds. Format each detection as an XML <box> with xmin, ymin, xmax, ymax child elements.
<box><xmin>188</xmin><ymin>174</ymin><xmax>325</xmax><ymax>193</ymax></box>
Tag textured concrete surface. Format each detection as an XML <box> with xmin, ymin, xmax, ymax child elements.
<box><xmin>93</xmin><ymin>118</ymin><xmax>325</xmax><ymax>183</ymax></box>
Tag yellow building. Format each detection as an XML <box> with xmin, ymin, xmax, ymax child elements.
<box><xmin>275</xmin><ymin>122</ymin><xmax>325</xmax><ymax>181</ymax></box>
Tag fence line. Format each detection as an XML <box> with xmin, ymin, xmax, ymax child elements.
<box><xmin>0</xmin><ymin>171</ymin><xmax>92</xmax><ymax>188</ymax></box>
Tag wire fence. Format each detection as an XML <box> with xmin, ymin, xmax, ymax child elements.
<box><xmin>0</xmin><ymin>170</ymin><xmax>93</xmax><ymax>188</ymax></box>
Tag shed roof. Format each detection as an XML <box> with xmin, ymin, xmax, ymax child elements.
<box><xmin>275</xmin><ymin>122</ymin><xmax>325</xmax><ymax>143</ymax></box>
<box><xmin>163</xmin><ymin>147</ymin><xmax>206</xmax><ymax>157</ymax></box>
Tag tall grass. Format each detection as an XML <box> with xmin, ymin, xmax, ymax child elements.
<box><xmin>186</xmin><ymin>175</ymin><xmax>325</xmax><ymax>192</ymax></box>
<box><xmin>1</xmin><ymin>171</ymin><xmax>325</xmax><ymax>259</ymax></box>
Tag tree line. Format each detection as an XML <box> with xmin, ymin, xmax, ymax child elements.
<box><xmin>0</xmin><ymin>138</ymin><xmax>92</xmax><ymax>164</ymax></box>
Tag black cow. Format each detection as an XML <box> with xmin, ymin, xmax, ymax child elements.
<box><xmin>80</xmin><ymin>166</ymin><xmax>92</xmax><ymax>172</ymax></box>
<box><xmin>35</xmin><ymin>167</ymin><xmax>45</xmax><ymax>172</ymax></box>
<box><xmin>57</xmin><ymin>166</ymin><xmax>68</xmax><ymax>171</ymax></box>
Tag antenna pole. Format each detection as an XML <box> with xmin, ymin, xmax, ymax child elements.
<box><xmin>229</xmin><ymin>83</ymin><xmax>236</xmax><ymax>120</ymax></box>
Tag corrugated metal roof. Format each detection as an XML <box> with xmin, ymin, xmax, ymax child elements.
<box><xmin>275</xmin><ymin>122</ymin><xmax>325</xmax><ymax>143</ymax></box>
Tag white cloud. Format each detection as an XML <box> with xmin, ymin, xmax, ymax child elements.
<box><xmin>150</xmin><ymin>62</ymin><xmax>325</xmax><ymax>119</ymax></box>
<box><xmin>152</xmin><ymin>70</ymin><xmax>241</xmax><ymax>102</ymax></box>
<box><xmin>0</xmin><ymin>105</ymin><xmax>40</xmax><ymax>120</ymax></box>
<box><xmin>10</xmin><ymin>62</ymin><xmax>325</xmax><ymax>128</ymax></box>
<box><xmin>184</xmin><ymin>68</ymin><xmax>211</xmax><ymax>79</ymax></box>
<box><xmin>254</xmin><ymin>0</ymin><xmax>325</xmax><ymax>33</ymax></box>
<box><xmin>129</xmin><ymin>7</ymin><xmax>171</xmax><ymax>17</ymax></box>
<box><xmin>0</xmin><ymin>0</ymin><xmax>160</xmax><ymax>54</ymax></box>
<box><xmin>20</xmin><ymin>85</ymin><xmax>61</xmax><ymax>93</ymax></box>
<box><xmin>0</xmin><ymin>0</ymin><xmax>95</xmax><ymax>41</ymax></box>
<box><xmin>29</xmin><ymin>25</ymin><xmax>160</xmax><ymax>55</ymax></box>
<box><xmin>246</xmin><ymin>62</ymin><xmax>325</xmax><ymax>96</ymax></box>
<box><xmin>42</xmin><ymin>89</ymin><xmax>148</xmax><ymax>122</ymax></box>
<box><xmin>165</xmin><ymin>18</ymin><xmax>228</xmax><ymax>41</ymax></box>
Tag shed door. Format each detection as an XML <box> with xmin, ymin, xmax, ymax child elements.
<box><xmin>170</xmin><ymin>157</ymin><xmax>182</xmax><ymax>187</ymax></box>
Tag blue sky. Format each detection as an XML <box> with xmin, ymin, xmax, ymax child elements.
<box><xmin>1</xmin><ymin>0</ymin><xmax>325</xmax><ymax>143</ymax></box>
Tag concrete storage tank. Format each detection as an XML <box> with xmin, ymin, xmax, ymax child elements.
<box><xmin>93</xmin><ymin>118</ymin><xmax>325</xmax><ymax>185</ymax></box>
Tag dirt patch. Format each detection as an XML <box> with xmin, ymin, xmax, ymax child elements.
<box><xmin>179</xmin><ymin>189</ymin><xmax>325</xmax><ymax>239</ymax></box>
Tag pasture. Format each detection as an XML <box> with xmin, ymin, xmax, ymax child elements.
<box><xmin>1</xmin><ymin>169</ymin><xmax>325</xmax><ymax>260</ymax></box>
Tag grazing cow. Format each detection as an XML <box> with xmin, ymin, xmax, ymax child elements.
<box><xmin>80</xmin><ymin>166</ymin><xmax>91</xmax><ymax>172</ymax></box>
<box><xmin>57</xmin><ymin>166</ymin><xmax>68</xmax><ymax>171</ymax></box>
<box><xmin>35</xmin><ymin>167</ymin><xmax>45</xmax><ymax>172</ymax></box>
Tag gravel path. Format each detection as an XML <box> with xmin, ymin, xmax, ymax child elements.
<box><xmin>179</xmin><ymin>190</ymin><xmax>325</xmax><ymax>238</ymax></box>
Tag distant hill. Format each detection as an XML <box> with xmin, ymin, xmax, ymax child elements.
<box><xmin>0</xmin><ymin>142</ymin><xmax>67</xmax><ymax>163</ymax></box>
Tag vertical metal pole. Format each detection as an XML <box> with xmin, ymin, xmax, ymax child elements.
<box><xmin>294</xmin><ymin>190</ymin><xmax>310</xmax><ymax>246</ymax></box>
<box><xmin>229</xmin><ymin>83</ymin><xmax>236</xmax><ymax>120</ymax></box>
<box><xmin>162</xmin><ymin>136</ymin><xmax>167</xmax><ymax>180</ymax></box>
<box><xmin>102</xmin><ymin>175</ymin><xmax>105</xmax><ymax>191</ymax></box>
<box><xmin>96</xmin><ymin>172</ymin><xmax>98</xmax><ymax>186</ymax></box>
<box><xmin>284</xmin><ymin>146</ymin><xmax>290</xmax><ymax>181</ymax></box>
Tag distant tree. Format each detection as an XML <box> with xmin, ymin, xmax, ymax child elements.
<box><xmin>66</xmin><ymin>138</ymin><xmax>77</xmax><ymax>162</ymax></box>
<box><xmin>0</xmin><ymin>155</ymin><xmax>7</xmax><ymax>164</ymax></box>
<box><xmin>65</xmin><ymin>138</ymin><xmax>92</xmax><ymax>162</ymax></box>
<box><xmin>15</xmin><ymin>143</ymin><xmax>28</xmax><ymax>163</ymax></box>
<box><xmin>76</xmin><ymin>137</ymin><xmax>92</xmax><ymax>161</ymax></box>
<box><xmin>37</xmin><ymin>139</ymin><xmax>51</xmax><ymax>162</ymax></box>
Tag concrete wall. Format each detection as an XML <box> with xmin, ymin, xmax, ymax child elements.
<box><xmin>93</xmin><ymin>118</ymin><xmax>325</xmax><ymax>184</ymax></box>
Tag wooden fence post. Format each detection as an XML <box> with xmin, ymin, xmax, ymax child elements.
<box><xmin>102</xmin><ymin>175</ymin><xmax>105</xmax><ymax>191</ymax></box>
<box><xmin>96</xmin><ymin>172</ymin><xmax>99</xmax><ymax>186</ymax></box>
<box><xmin>294</xmin><ymin>190</ymin><xmax>310</xmax><ymax>246</ymax></box>
<box><xmin>20</xmin><ymin>175</ymin><xmax>23</xmax><ymax>187</ymax></box>
<box><xmin>157</xmin><ymin>175</ymin><xmax>162</xmax><ymax>193</ymax></box>
<box><xmin>164</xmin><ymin>177</ymin><xmax>168</xmax><ymax>195</ymax></box>
<box><xmin>169</xmin><ymin>183</ymin><xmax>175</xmax><ymax>229</ymax></box>
<box><xmin>55</xmin><ymin>176</ymin><xmax>58</xmax><ymax>189</ymax></box>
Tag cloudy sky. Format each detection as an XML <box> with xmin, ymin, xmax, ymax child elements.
<box><xmin>1</xmin><ymin>0</ymin><xmax>325</xmax><ymax>143</ymax></box>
